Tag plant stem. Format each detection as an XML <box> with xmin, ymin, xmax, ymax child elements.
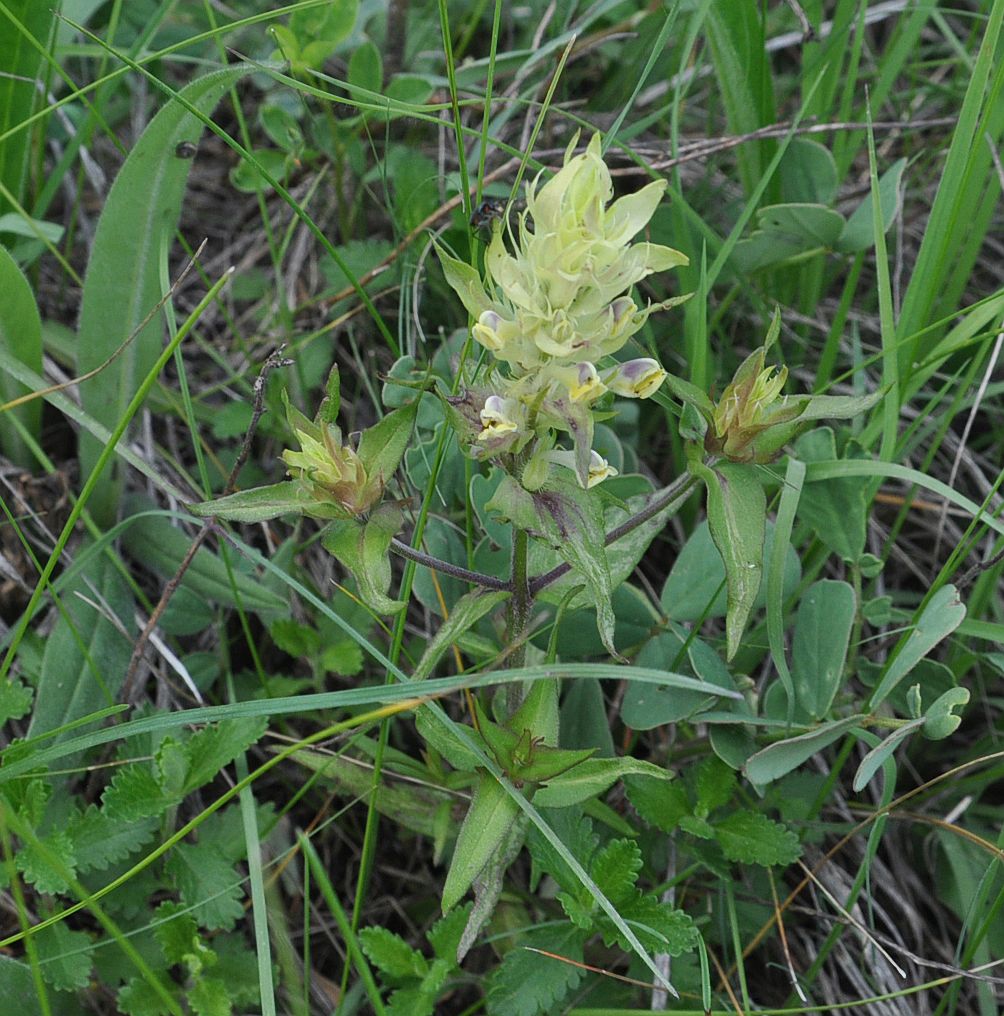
<box><xmin>389</xmin><ymin>538</ymin><xmax>512</xmax><ymax>591</ymax></box>
<box><xmin>506</xmin><ymin>526</ymin><xmax>532</xmax><ymax>714</ymax></box>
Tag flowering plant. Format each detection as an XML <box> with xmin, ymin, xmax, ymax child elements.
<box><xmin>436</xmin><ymin>133</ymin><xmax>689</xmax><ymax>490</ymax></box>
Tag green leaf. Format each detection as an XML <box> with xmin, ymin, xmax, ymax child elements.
<box><xmin>289</xmin><ymin>0</ymin><xmax>358</xmax><ymax>68</ymax></box>
<box><xmin>356</xmin><ymin>401</ymin><xmax>419</xmax><ymax>499</ymax></box>
<box><xmin>852</xmin><ymin>718</ymin><xmax>924</xmax><ymax>792</ymax></box>
<box><xmin>793</xmin><ymin>428</ymin><xmax>869</xmax><ymax>562</ymax></box>
<box><xmin>835</xmin><ymin>158</ymin><xmax>907</xmax><ymax>253</ymax></box>
<box><xmin>188</xmin><ymin>481</ymin><xmax>309</xmax><ymax>523</ymax></box>
<box><xmin>534</xmin><ymin>757</ymin><xmax>672</xmax><ymax>809</ymax></box>
<box><xmin>694</xmin><ymin>756</ymin><xmax>737</xmax><ymax>816</ymax></box>
<box><xmin>28</xmin><ymin>552</ymin><xmax>134</xmax><ymax>764</ymax></box>
<box><xmin>434</xmin><ymin>243</ymin><xmax>493</xmax><ymax>319</ymax></box>
<box><xmin>0</xmin><ymin>3</ymin><xmax>56</xmax><ymax>219</ymax></box>
<box><xmin>118</xmin><ymin>977</ymin><xmax>178</xmax><ymax>1016</ymax></box>
<box><xmin>713</xmin><ymin>810</ymin><xmax>801</xmax><ymax>867</ymax></box>
<box><xmin>359</xmin><ymin>926</ymin><xmax>427</xmax><ymax>982</ymax></box>
<box><xmin>486</xmin><ymin>924</ymin><xmax>585</xmax><ymax>1016</ymax></box>
<box><xmin>76</xmin><ymin>67</ymin><xmax>254</xmax><ymax>525</ymax></box>
<box><xmin>743</xmin><ymin>715</ymin><xmax>866</xmax><ymax>785</ymax></box>
<box><xmin>791</xmin><ymin>580</ymin><xmax>855</xmax><ymax>721</ymax></box>
<box><xmin>870</xmin><ymin>586</ymin><xmax>966</xmax><ymax>708</ymax></box>
<box><xmin>348</xmin><ymin>38</ymin><xmax>383</xmax><ymax>93</ymax></box>
<box><xmin>166</xmin><ymin>841</ymin><xmax>244</xmax><ymax>930</ymax></box>
<box><xmin>0</xmin><ymin>678</ymin><xmax>33</xmax><ymax>725</ymax></box>
<box><xmin>598</xmin><ymin>895</ymin><xmax>698</xmax><ymax>955</ymax></box>
<box><xmin>122</xmin><ymin>508</ymin><xmax>286</xmax><ymax>614</ymax></box>
<box><xmin>154</xmin><ymin>902</ymin><xmax>214</xmax><ymax>971</ymax></box>
<box><xmin>386</xmin><ymin>987</ymin><xmax>435</xmax><ymax>1016</ymax></box>
<box><xmin>67</xmin><ymin>805</ymin><xmax>158</xmax><ymax>873</ymax></box>
<box><xmin>624</xmin><ymin>775</ymin><xmax>690</xmax><ymax>833</ymax></box>
<box><xmin>731</xmin><ymin>204</ymin><xmax>846</xmax><ymax>272</ymax></box>
<box><xmin>691</xmin><ymin>460</ymin><xmax>767</xmax><ymax>660</ymax></box>
<box><xmin>322</xmin><ymin>504</ymin><xmax>405</xmax><ymax>615</ymax></box>
<box><xmin>0</xmin><ymin>244</ymin><xmax>42</xmax><ymax>465</ymax></box>
<box><xmin>526</xmin><ymin>809</ymin><xmax>598</xmax><ymax>897</ymax></box>
<box><xmin>661</xmin><ymin>518</ymin><xmax>800</xmax><ymax>623</ymax></box>
<box><xmin>0</xmin><ymin>955</ymin><xmax>43</xmax><ymax>1015</ymax></box>
<box><xmin>923</xmin><ymin>686</ymin><xmax>970</xmax><ymax>740</ymax></box>
<box><xmin>590</xmin><ymin>839</ymin><xmax>641</xmax><ymax>908</ymax></box>
<box><xmin>779</xmin><ymin>138</ymin><xmax>838</xmax><ymax>205</ymax></box>
<box><xmin>442</xmin><ymin>773</ymin><xmax>521</xmax><ymax>912</ymax></box>
<box><xmin>102</xmin><ymin>764</ymin><xmax>170</xmax><ymax>821</ymax></box>
<box><xmin>183</xmin><ymin>717</ymin><xmax>267</xmax><ymax>794</ymax></box>
<box><xmin>36</xmin><ymin>921</ymin><xmax>93</xmax><ymax>991</ymax></box>
<box><xmin>491</xmin><ymin>478</ymin><xmax>619</xmax><ymax>658</ymax></box>
<box><xmin>427</xmin><ymin>903</ymin><xmax>473</xmax><ymax>964</ymax></box>
<box><xmin>15</xmin><ymin>829</ymin><xmax>76</xmax><ymax>895</ymax></box>
<box><xmin>188</xmin><ymin>978</ymin><xmax>231</xmax><ymax>1016</ymax></box>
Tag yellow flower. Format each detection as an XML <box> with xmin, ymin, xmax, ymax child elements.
<box><xmin>603</xmin><ymin>358</ymin><xmax>667</xmax><ymax>399</ymax></box>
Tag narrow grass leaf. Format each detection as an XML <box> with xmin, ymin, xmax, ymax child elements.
<box><xmin>0</xmin><ymin>244</ymin><xmax>42</xmax><ymax>465</ymax></box>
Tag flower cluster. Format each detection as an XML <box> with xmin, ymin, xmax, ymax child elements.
<box><xmin>438</xmin><ymin>133</ymin><xmax>688</xmax><ymax>489</ymax></box>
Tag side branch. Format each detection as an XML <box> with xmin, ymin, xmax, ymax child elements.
<box><xmin>528</xmin><ymin>473</ymin><xmax>700</xmax><ymax>595</ymax></box>
<box><xmin>390</xmin><ymin>538</ymin><xmax>513</xmax><ymax>591</ymax></box>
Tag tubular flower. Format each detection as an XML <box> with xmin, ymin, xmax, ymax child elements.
<box><xmin>548</xmin><ymin>448</ymin><xmax>618</xmax><ymax>489</ymax></box>
<box><xmin>282</xmin><ymin>422</ymin><xmax>377</xmax><ymax>516</ymax></box>
<box><xmin>436</xmin><ymin>131</ymin><xmax>689</xmax><ymax>489</ymax></box>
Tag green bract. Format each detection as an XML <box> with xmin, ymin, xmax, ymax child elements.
<box><xmin>437</xmin><ymin>133</ymin><xmax>688</xmax><ymax>488</ymax></box>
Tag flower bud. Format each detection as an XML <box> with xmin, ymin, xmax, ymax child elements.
<box><xmin>604</xmin><ymin>358</ymin><xmax>667</xmax><ymax>399</ymax></box>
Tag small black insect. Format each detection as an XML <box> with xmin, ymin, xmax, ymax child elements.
<box><xmin>174</xmin><ymin>140</ymin><xmax>197</xmax><ymax>159</ymax></box>
<box><xmin>470</xmin><ymin>196</ymin><xmax>508</xmax><ymax>231</ymax></box>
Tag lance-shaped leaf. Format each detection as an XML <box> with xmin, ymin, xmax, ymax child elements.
<box><xmin>442</xmin><ymin>772</ymin><xmax>521</xmax><ymax>912</ymax></box>
<box><xmin>0</xmin><ymin>245</ymin><xmax>42</xmax><ymax>466</ymax></box>
<box><xmin>356</xmin><ymin>399</ymin><xmax>419</xmax><ymax>503</ymax></box>
<box><xmin>77</xmin><ymin>66</ymin><xmax>254</xmax><ymax>525</ymax></box>
<box><xmin>690</xmin><ymin>460</ymin><xmax>766</xmax><ymax>660</ymax></box>
<box><xmin>322</xmin><ymin>504</ymin><xmax>406</xmax><ymax>614</ymax></box>
<box><xmin>434</xmin><ymin>243</ymin><xmax>495</xmax><ymax>319</ymax></box>
<box><xmin>488</xmin><ymin>477</ymin><xmax>619</xmax><ymax>658</ymax></box>
<box><xmin>188</xmin><ymin>481</ymin><xmax>308</xmax><ymax>523</ymax></box>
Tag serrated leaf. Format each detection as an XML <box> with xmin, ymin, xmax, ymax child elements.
<box><xmin>359</xmin><ymin>926</ymin><xmax>428</xmax><ymax>982</ymax></box>
<box><xmin>599</xmin><ymin>896</ymin><xmax>699</xmax><ymax>955</ymax></box>
<box><xmin>427</xmin><ymin>902</ymin><xmax>473</xmax><ymax>964</ymax></box>
<box><xmin>102</xmin><ymin>764</ymin><xmax>170</xmax><ymax>821</ymax></box>
<box><xmin>713</xmin><ymin>810</ymin><xmax>801</xmax><ymax>866</ymax></box>
<box><xmin>590</xmin><ymin>839</ymin><xmax>641</xmax><ymax>908</ymax></box>
<box><xmin>156</xmin><ymin>737</ymin><xmax>188</xmax><ymax>799</ymax></box>
<box><xmin>624</xmin><ymin>775</ymin><xmax>690</xmax><ymax>833</ymax></box>
<box><xmin>694</xmin><ymin>756</ymin><xmax>737</xmax><ymax>816</ymax></box>
<box><xmin>36</xmin><ymin>921</ymin><xmax>93</xmax><ymax>991</ymax></box>
<box><xmin>188</xmin><ymin>977</ymin><xmax>232</xmax><ymax>1016</ymax></box>
<box><xmin>691</xmin><ymin>460</ymin><xmax>767</xmax><ymax>659</ymax></box>
<box><xmin>16</xmin><ymin>829</ymin><xmax>76</xmax><ymax>895</ymax></box>
<box><xmin>118</xmin><ymin>977</ymin><xmax>178</xmax><ymax>1016</ymax></box>
<box><xmin>386</xmin><ymin>986</ymin><xmax>435</xmax><ymax>1016</ymax></box>
<box><xmin>166</xmin><ymin>841</ymin><xmax>244</xmax><ymax>931</ymax></box>
<box><xmin>183</xmin><ymin>717</ymin><xmax>267</xmax><ymax>794</ymax></box>
<box><xmin>154</xmin><ymin>902</ymin><xmax>214</xmax><ymax>972</ymax></box>
<box><xmin>526</xmin><ymin>809</ymin><xmax>598</xmax><ymax>895</ymax></box>
<box><xmin>67</xmin><ymin>805</ymin><xmax>158</xmax><ymax>873</ymax></box>
<box><xmin>0</xmin><ymin>678</ymin><xmax>33</xmax><ymax>725</ymax></box>
<box><xmin>871</xmin><ymin>585</ymin><xmax>966</xmax><ymax>708</ymax></box>
<box><xmin>486</xmin><ymin>925</ymin><xmax>586</xmax><ymax>1016</ymax></box>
